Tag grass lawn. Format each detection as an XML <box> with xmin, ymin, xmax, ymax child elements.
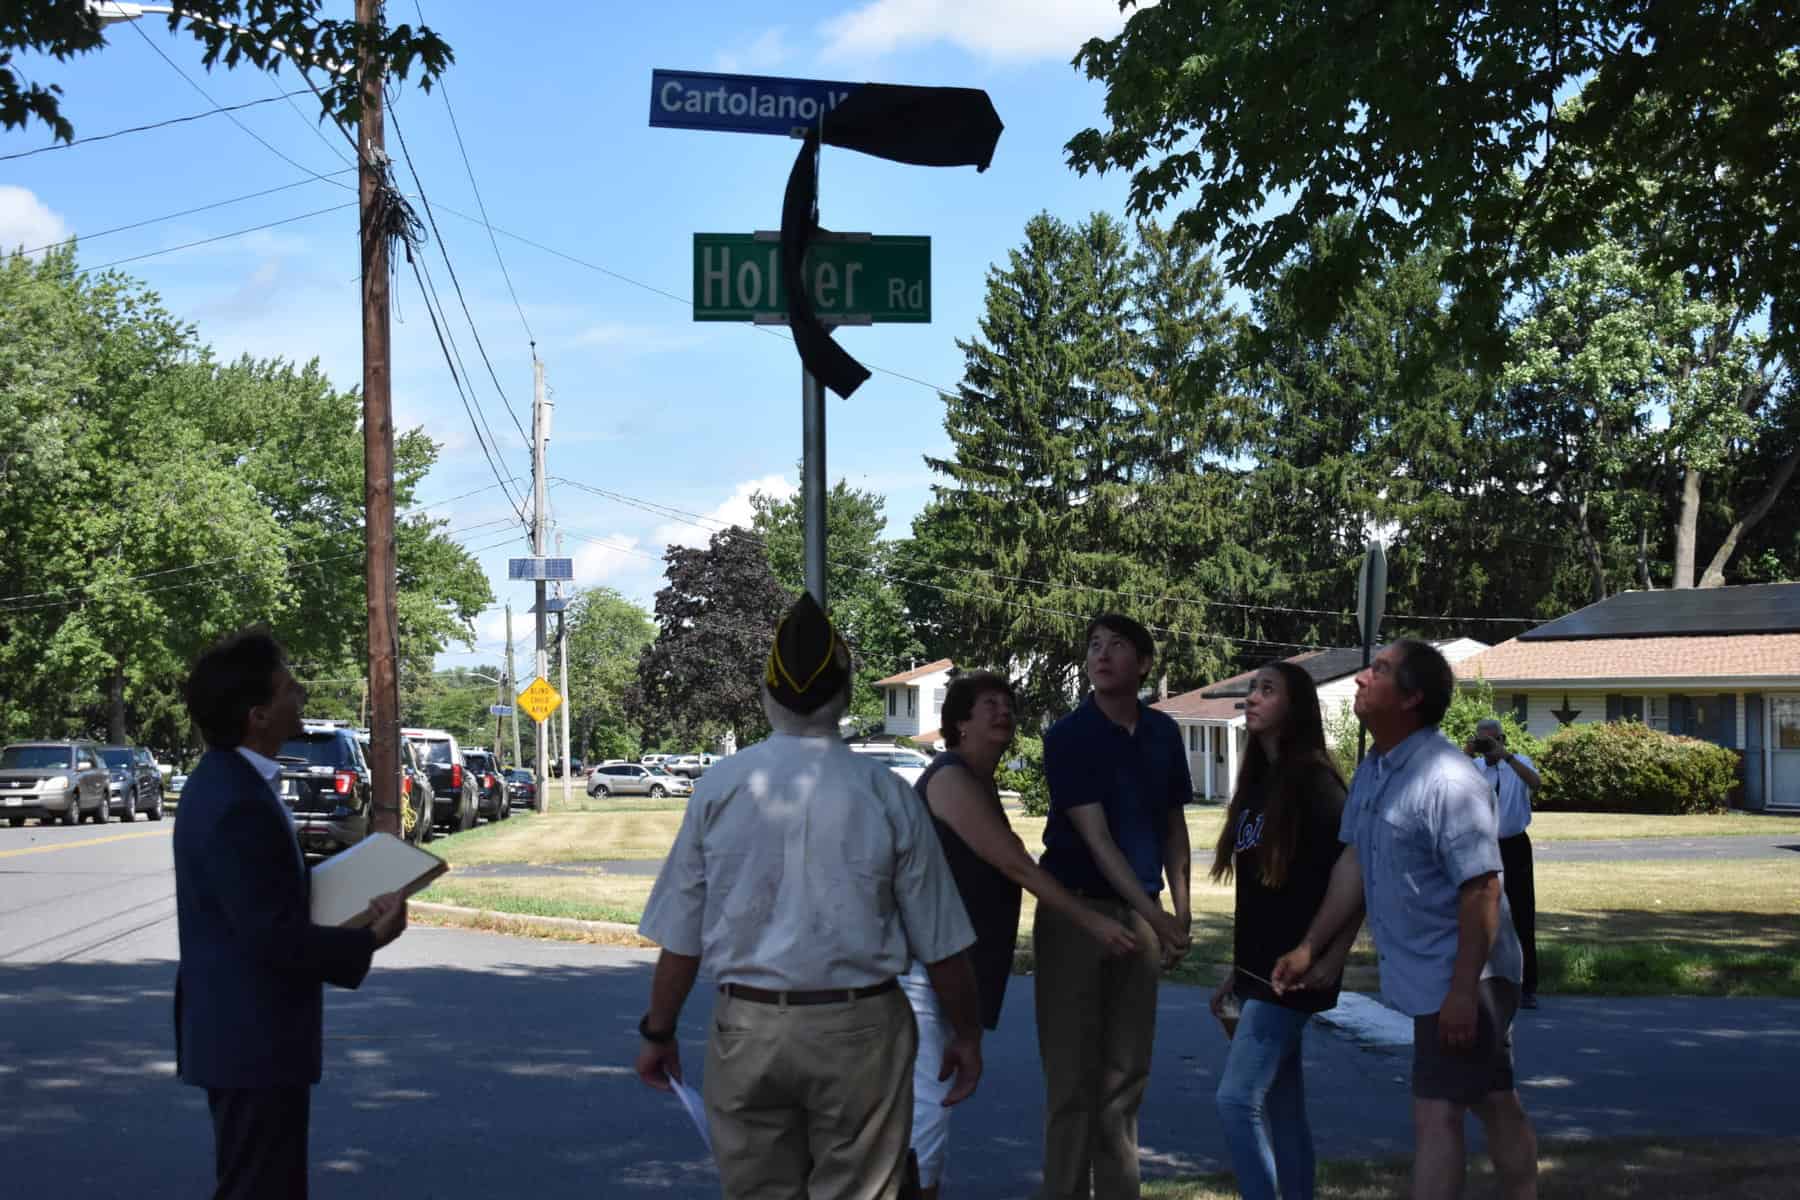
<box><xmin>1143</xmin><ymin>1137</ymin><xmax>1800</xmax><ymax>1199</ymax></box>
<box><xmin>422</xmin><ymin>809</ymin><xmax>1800</xmax><ymax>995</ymax></box>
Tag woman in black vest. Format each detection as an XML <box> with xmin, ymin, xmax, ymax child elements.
<box><xmin>1208</xmin><ymin>661</ymin><xmax>1354</xmax><ymax>1200</ymax></box>
<box><xmin>898</xmin><ymin>671</ymin><xmax>1139</xmax><ymax>1200</ymax></box>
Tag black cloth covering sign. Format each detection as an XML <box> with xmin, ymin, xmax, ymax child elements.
<box><xmin>780</xmin><ymin>85</ymin><xmax>1003</xmax><ymax>398</ymax></box>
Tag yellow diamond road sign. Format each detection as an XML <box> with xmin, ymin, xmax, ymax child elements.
<box><xmin>516</xmin><ymin>677</ymin><xmax>562</xmax><ymax>724</ymax></box>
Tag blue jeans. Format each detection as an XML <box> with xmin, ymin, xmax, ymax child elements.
<box><xmin>1215</xmin><ymin>998</ymin><xmax>1315</xmax><ymax>1200</ymax></box>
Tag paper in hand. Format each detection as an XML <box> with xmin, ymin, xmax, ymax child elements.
<box><xmin>670</xmin><ymin>1076</ymin><xmax>711</xmax><ymax>1155</ymax></box>
<box><xmin>308</xmin><ymin>833</ymin><xmax>447</xmax><ymax>927</ymax></box>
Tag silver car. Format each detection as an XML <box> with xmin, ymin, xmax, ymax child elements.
<box><xmin>587</xmin><ymin>762</ymin><xmax>691</xmax><ymax>798</ymax></box>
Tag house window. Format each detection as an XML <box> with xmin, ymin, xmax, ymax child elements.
<box><xmin>907</xmin><ymin>690</ymin><xmax>916</xmax><ymax>718</ymax></box>
<box><xmin>1214</xmin><ymin>728</ymin><xmax>1226</xmax><ymax>764</ymax></box>
<box><xmin>1620</xmin><ymin>696</ymin><xmax>1645</xmax><ymax>723</ymax></box>
<box><xmin>1510</xmin><ymin>694</ymin><xmax>1528</xmax><ymax>725</ymax></box>
<box><xmin>1646</xmin><ymin>696</ymin><xmax>1668</xmax><ymax>731</ymax></box>
<box><xmin>1188</xmin><ymin>726</ymin><xmax>1198</xmax><ymax>752</ymax></box>
<box><xmin>887</xmin><ymin>690</ymin><xmax>897</xmax><ymax>718</ymax></box>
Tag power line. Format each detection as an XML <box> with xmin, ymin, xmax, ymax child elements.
<box><xmin>414</xmin><ymin>0</ymin><xmax>535</xmax><ymax>352</ymax></box>
<box><xmin>0</xmin><ymin>517</ymin><xmax>519</xmax><ymax>616</ymax></box>
<box><xmin>0</xmin><ymin>483</ymin><xmax>520</xmax><ymax>608</ymax></box>
<box><xmin>0</xmin><ymin>91</ymin><xmax>316</xmax><ymax>162</ymax></box>
<box><xmin>124</xmin><ymin>20</ymin><xmax>352</xmax><ymax>189</ymax></box>
<box><xmin>75</xmin><ymin>202</ymin><xmax>357</xmax><ymax>275</ymax></box>
<box><xmin>19</xmin><ymin>170</ymin><xmax>355</xmax><ymax>258</ymax></box>
<box><xmin>387</xmin><ymin>103</ymin><xmax>532</xmax><ymax>449</ymax></box>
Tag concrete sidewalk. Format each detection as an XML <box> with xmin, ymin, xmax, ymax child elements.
<box><xmin>4</xmin><ymin>924</ymin><xmax>1796</xmax><ymax>1199</ymax></box>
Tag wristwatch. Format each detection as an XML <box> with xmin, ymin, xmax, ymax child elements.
<box><xmin>638</xmin><ymin>1014</ymin><xmax>676</xmax><ymax>1044</ymax></box>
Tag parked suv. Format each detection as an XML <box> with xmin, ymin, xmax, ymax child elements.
<box><xmin>462</xmin><ymin>748</ymin><xmax>509</xmax><ymax>823</ymax></box>
<box><xmin>98</xmin><ymin>745</ymin><xmax>165</xmax><ymax>821</ymax></box>
<box><xmin>0</xmin><ymin>741</ymin><xmax>109</xmax><ymax>826</ymax></box>
<box><xmin>662</xmin><ymin>754</ymin><xmax>706</xmax><ymax>779</ymax></box>
<box><xmin>354</xmin><ymin>732</ymin><xmax>436</xmax><ymax>846</ymax></box>
<box><xmin>587</xmin><ymin>761</ymin><xmax>688</xmax><ymax>798</ymax></box>
<box><xmin>275</xmin><ymin>723</ymin><xmax>373</xmax><ymax>856</ymax></box>
<box><xmin>504</xmin><ymin>767</ymin><xmax>537</xmax><ymax>809</ymax></box>
<box><xmin>402</xmin><ymin>727</ymin><xmax>478</xmax><ymax>832</ymax></box>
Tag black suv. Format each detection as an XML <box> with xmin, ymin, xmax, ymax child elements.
<box><xmin>276</xmin><ymin>723</ymin><xmax>373</xmax><ymax>856</ymax></box>
<box><xmin>504</xmin><ymin>767</ymin><xmax>537</xmax><ymax>809</ymax></box>
<box><xmin>402</xmin><ymin>727</ymin><xmax>478</xmax><ymax>833</ymax></box>
<box><xmin>0</xmin><ymin>741</ymin><xmax>109</xmax><ymax>826</ymax></box>
<box><xmin>98</xmin><ymin>745</ymin><xmax>165</xmax><ymax>821</ymax></box>
<box><xmin>462</xmin><ymin>748</ymin><xmax>509</xmax><ymax>823</ymax></box>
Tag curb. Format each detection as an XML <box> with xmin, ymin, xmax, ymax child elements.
<box><xmin>410</xmin><ymin>901</ymin><xmax>655</xmax><ymax>946</ymax></box>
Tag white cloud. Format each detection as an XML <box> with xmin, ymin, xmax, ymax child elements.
<box><xmin>655</xmin><ymin>474</ymin><xmax>794</xmax><ymax>549</ymax></box>
<box><xmin>821</xmin><ymin>0</ymin><xmax>1135</xmax><ymax>61</ymax></box>
<box><xmin>0</xmin><ymin>186</ymin><xmax>70</xmax><ymax>257</ymax></box>
<box><xmin>715</xmin><ymin>27</ymin><xmax>794</xmax><ymax>73</ymax></box>
<box><xmin>572</xmin><ymin>533</ymin><xmax>647</xmax><ymax>584</ymax></box>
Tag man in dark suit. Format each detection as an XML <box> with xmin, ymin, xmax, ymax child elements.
<box><xmin>174</xmin><ymin>629</ymin><xmax>408</xmax><ymax>1200</ymax></box>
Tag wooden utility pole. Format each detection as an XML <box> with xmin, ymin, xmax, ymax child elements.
<box><xmin>506</xmin><ymin>603</ymin><xmax>522</xmax><ymax>769</ymax></box>
<box><xmin>359</xmin><ymin>0</ymin><xmax>400</xmax><ymax>836</ymax></box>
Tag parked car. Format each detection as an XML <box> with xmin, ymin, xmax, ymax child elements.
<box><xmin>353</xmin><ymin>732</ymin><xmax>436</xmax><ymax>846</ymax></box>
<box><xmin>587</xmin><ymin>761</ymin><xmax>685</xmax><ymax>798</ymax></box>
<box><xmin>401</xmin><ymin>727</ymin><xmax>478</xmax><ymax>832</ymax></box>
<box><xmin>462</xmin><ymin>748</ymin><xmax>509</xmax><ymax>822</ymax></box>
<box><xmin>639</xmin><ymin>753</ymin><xmax>669</xmax><ymax>769</ymax></box>
<box><xmin>662</xmin><ymin>754</ymin><xmax>706</xmax><ymax>779</ymax></box>
<box><xmin>847</xmin><ymin>742</ymin><xmax>933</xmax><ymax>786</ymax></box>
<box><xmin>0</xmin><ymin>741</ymin><xmax>109</xmax><ymax>826</ymax></box>
<box><xmin>98</xmin><ymin>744</ymin><xmax>165</xmax><ymax>821</ymax></box>
<box><xmin>503</xmin><ymin>767</ymin><xmax>537</xmax><ymax>808</ymax></box>
<box><xmin>276</xmin><ymin>723</ymin><xmax>374</xmax><ymax>856</ymax></box>
<box><xmin>168</xmin><ymin>773</ymin><xmax>188</xmax><ymax>801</ymax></box>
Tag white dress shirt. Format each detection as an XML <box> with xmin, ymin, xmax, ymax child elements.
<box><xmin>1479</xmin><ymin>752</ymin><xmax>1536</xmax><ymax>838</ymax></box>
<box><xmin>639</xmin><ymin>733</ymin><xmax>975</xmax><ymax>990</ymax></box>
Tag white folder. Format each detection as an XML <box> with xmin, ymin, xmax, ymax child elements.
<box><xmin>309</xmin><ymin>833</ymin><xmax>448</xmax><ymax>928</ymax></box>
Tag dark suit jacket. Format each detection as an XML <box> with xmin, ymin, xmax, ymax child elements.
<box><xmin>173</xmin><ymin>748</ymin><xmax>375</xmax><ymax>1089</ymax></box>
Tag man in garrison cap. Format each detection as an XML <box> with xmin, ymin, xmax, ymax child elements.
<box><xmin>634</xmin><ymin>592</ymin><xmax>986</xmax><ymax>1200</ymax></box>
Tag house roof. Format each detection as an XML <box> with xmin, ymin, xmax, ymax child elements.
<box><xmin>1521</xmin><ymin>582</ymin><xmax>1800</xmax><ymax>641</ymax></box>
<box><xmin>1456</xmin><ymin>633</ymin><xmax>1800</xmax><ymax>684</ymax></box>
<box><xmin>873</xmin><ymin>658</ymin><xmax>955</xmax><ymax>687</ymax></box>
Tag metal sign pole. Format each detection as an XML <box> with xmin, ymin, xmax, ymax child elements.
<box><xmin>802</xmin><ymin>368</ymin><xmax>827</xmax><ymax>609</ymax></box>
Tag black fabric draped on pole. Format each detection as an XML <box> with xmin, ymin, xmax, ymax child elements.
<box><xmin>780</xmin><ymin>85</ymin><xmax>1004</xmax><ymax>398</ymax></box>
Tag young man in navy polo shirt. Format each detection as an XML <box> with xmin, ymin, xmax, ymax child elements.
<box><xmin>1035</xmin><ymin>613</ymin><xmax>1193</xmax><ymax>1199</ymax></box>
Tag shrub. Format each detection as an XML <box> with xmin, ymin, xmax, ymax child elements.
<box><xmin>999</xmin><ymin>734</ymin><xmax>1049</xmax><ymax>817</ymax></box>
<box><xmin>1325</xmin><ymin>679</ymin><xmax>1546</xmax><ymax>779</ymax></box>
<box><xmin>1536</xmin><ymin>721</ymin><xmax>1738</xmax><ymax>814</ymax></box>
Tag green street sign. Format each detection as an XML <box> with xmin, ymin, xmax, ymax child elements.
<box><xmin>692</xmin><ymin>233</ymin><xmax>930</xmax><ymax>323</ymax></box>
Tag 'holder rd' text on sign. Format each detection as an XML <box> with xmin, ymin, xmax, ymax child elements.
<box><xmin>692</xmin><ymin>233</ymin><xmax>931</xmax><ymax>324</ymax></box>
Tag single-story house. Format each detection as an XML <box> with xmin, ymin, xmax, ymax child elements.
<box><xmin>1454</xmin><ymin>582</ymin><xmax>1800</xmax><ymax>811</ymax></box>
<box><xmin>1156</xmin><ymin>639</ymin><xmax>1490</xmax><ymax>799</ymax></box>
<box><xmin>872</xmin><ymin>658</ymin><xmax>956</xmax><ymax>749</ymax></box>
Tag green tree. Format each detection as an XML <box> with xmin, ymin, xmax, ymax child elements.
<box><xmin>910</xmin><ymin>212</ymin><xmax>1241</xmax><ymax>719</ymax></box>
<box><xmin>749</xmin><ymin>480</ymin><xmax>923</xmax><ymax>728</ymax></box>
<box><xmin>0</xmin><ymin>248</ymin><xmax>492</xmax><ymax>751</ymax></box>
<box><xmin>563</xmin><ymin>587</ymin><xmax>656</xmax><ymax>762</ymax></box>
<box><xmin>633</xmin><ymin>529</ymin><xmax>790</xmax><ymax>748</ymax></box>
<box><xmin>1068</xmin><ymin>2</ymin><xmax>1800</xmax><ymax>363</ymax></box>
<box><xmin>3</xmin><ymin>1</ymin><xmax>452</xmax><ymax>142</ymax></box>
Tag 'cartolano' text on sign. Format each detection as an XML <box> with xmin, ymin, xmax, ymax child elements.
<box><xmin>693</xmin><ymin>234</ymin><xmax>930</xmax><ymax>324</ymax></box>
<box><xmin>649</xmin><ymin>69</ymin><xmax>861</xmax><ymax>137</ymax></box>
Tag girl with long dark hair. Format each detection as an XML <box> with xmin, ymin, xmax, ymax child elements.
<box><xmin>1208</xmin><ymin>661</ymin><xmax>1357</xmax><ymax>1200</ymax></box>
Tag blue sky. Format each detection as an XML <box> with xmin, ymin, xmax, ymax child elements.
<box><xmin>2</xmin><ymin>0</ymin><xmax>1143</xmax><ymax>670</ymax></box>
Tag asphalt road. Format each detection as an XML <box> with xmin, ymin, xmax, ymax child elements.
<box><xmin>4</xmin><ymin>822</ymin><xmax>1798</xmax><ymax>1199</ymax></box>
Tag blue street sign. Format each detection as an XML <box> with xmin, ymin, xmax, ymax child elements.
<box><xmin>489</xmin><ymin>705</ymin><xmax>514</xmax><ymax>717</ymax></box>
<box><xmin>649</xmin><ymin>69</ymin><xmax>861</xmax><ymax>137</ymax></box>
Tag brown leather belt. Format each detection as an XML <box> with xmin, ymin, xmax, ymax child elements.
<box><xmin>720</xmin><ymin>979</ymin><xmax>899</xmax><ymax>1006</ymax></box>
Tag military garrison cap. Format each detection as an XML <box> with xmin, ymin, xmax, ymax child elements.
<box><xmin>766</xmin><ymin>592</ymin><xmax>849</xmax><ymax>714</ymax></box>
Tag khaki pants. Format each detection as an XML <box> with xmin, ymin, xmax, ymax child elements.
<box><xmin>703</xmin><ymin>986</ymin><xmax>918</xmax><ymax>1200</ymax></box>
<box><xmin>1034</xmin><ymin>898</ymin><xmax>1161</xmax><ymax>1200</ymax></box>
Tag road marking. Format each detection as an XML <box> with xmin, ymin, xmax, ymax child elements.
<box><xmin>0</xmin><ymin>829</ymin><xmax>172</xmax><ymax>859</ymax></box>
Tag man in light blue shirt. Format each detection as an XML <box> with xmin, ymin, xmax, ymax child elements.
<box><xmin>1274</xmin><ymin>640</ymin><xmax>1537</xmax><ymax>1200</ymax></box>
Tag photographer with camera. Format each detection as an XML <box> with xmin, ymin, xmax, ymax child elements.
<box><xmin>1466</xmin><ymin>719</ymin><xmax>1542</xmax><ymax>1010</ymax></box>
